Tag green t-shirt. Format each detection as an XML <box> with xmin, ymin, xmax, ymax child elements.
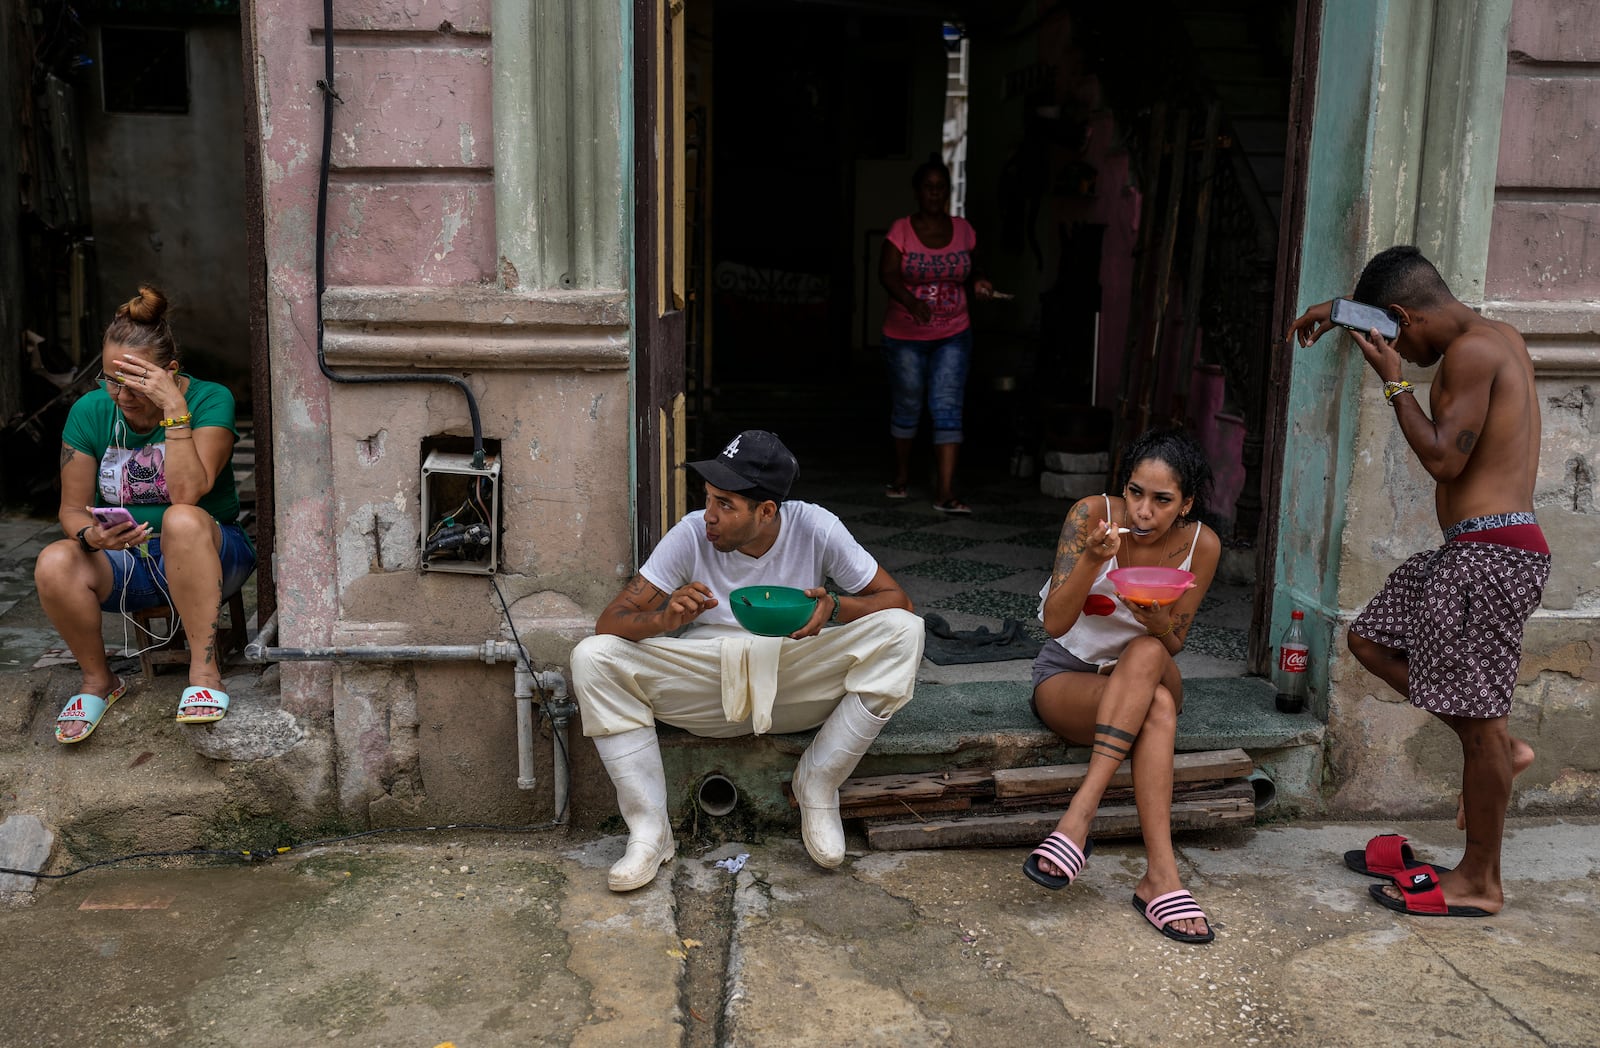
<box><xmin>62</xmin><ymin>374</ymin><xmax>243</xmax><ymax>532</ymax></box>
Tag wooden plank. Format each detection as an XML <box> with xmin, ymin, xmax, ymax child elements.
<box><xmin>783</xmin><ymin>768</ymin><xmax>993</xmax><ymax>811</ymax></box>
<box><xmin>992</xmin><ymin>748</ymin><xmax>1253</xmax><ymax>799</ymax></box>
<box><xmin>994</xmin><ymin>777</ymin><xmax>1236</xmax><ymax>811</ymax></box>
<box><xmin>846</xmin><ymin>796</ymin><xmax>973</xmax><ymax>821</ymax></box>
<box><xmin>865</xmin><ymin>782</ymin><xmax>1255</xmax><ymax>850</ymax></box>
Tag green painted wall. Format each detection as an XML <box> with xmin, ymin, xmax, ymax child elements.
<box><xmin>1273</xmin><ymin>0</ymin><xmax>1384</xmax><ymax>712</ymax></box>
<box><xmin>1275</xmin><ymin>0</ymin><xmax>1512</xmax><ymax>717</ymax></box>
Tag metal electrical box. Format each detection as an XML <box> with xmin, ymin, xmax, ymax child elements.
<box><xmin>420</xmin><ymin>449</ymin><xmax>501</xmax><ymax>574</ymax></box>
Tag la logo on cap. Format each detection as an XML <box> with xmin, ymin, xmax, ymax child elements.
<box><xmin>722</xmin><ymin>435</ymin><xmax>742</xmax><ymax>459</ymax></box>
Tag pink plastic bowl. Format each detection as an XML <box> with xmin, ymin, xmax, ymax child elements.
<box><xmin>1107</xmin><ymin>566</ymin><xmax>1196</xmax><ymax>607</ymax></box>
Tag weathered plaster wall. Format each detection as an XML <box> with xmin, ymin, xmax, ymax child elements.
<box><xmin>84</xmin><ymin>21</ymin><xmax>249</xmax><ymax>395</ymax></box>
<box><xmin>253</xmin><ymin>0</ymin><xmax>632</xmax><ymax>826</ymax></box>
<box><xmin>1322</xmin><ymin>0</ymin><xmax>1600</xmax><ymax>817</ymax></box>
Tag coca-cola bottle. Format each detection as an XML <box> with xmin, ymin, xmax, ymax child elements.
<box><xmin>1275</xmin><ymin>610</ymin><xmax>1309</xmax><ymax>714</ymax></box>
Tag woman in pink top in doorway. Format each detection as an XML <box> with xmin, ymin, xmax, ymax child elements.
<box><xmin>1023</xmin><ymin>429</ymin><xmax>1222</xmax><ymax>946</ymax></box>
<box><xmin>878</xmin><ymin>157</ymin><xmax>994</xmax><ymax>513</ymax></box>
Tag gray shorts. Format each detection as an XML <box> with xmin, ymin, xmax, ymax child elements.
<box><xmin>1030</xmin><ymin>640</ymin><xmax>1102</xmax><ymax>692</ymax></box>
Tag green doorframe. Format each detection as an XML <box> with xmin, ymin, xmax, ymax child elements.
<box><xmin>1268</xmin><ymin>0</ymin><xmax>1512</xmax><ymax>712</ymax></box>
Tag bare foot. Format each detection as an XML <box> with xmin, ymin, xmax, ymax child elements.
<box><xmin>56</xmin><ymin>676</ymin><xmax>125</xmax><ymax>741</ymax></box>
<box><xmin>1036</xmin><ymin>816</ymin><xmax>1091</xmax><ymax>879</ymax></box>
<box><xmin>1377</xmin><ymin>868</ymin><xmax>1503</xmax><ymax>915</ymax></box>
<box><xmin>1457</xmin><ymin>737</ymin><xmax>1535</xmax><ymax>830</ymax></box>
<box><xmin>1135</xmin><ymin>874</ymin><xmax>1210</xmax><ymax>938</ymax></box>
<box><xmin>179</xmin><ymin>677</ymin><xmax>227</xmax><ymax>720</ymax></box>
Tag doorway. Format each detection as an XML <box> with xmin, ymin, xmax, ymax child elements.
<box><xmin>637</xmin><ymin>0</ymin><xmax>1318</xmax><ymax>673</ymax></box>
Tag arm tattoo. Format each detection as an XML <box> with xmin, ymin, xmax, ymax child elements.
<box><xmin>617</xmin><ymin>576</ymin><xmax>666</xmax><ymax>618</ymax></box>
<box><xmin>60</xmin><ymin>445</ymin><xmax>76</xmax><ymax>470</ymax></box>
<box><xmin>1455</xmin><ymin>429</ymin><xmax>1477</xmax><ymax>454</ymax></box>
<box><xmin>1050</xmin><ymin>502</ymin><xmax>1094</xmax><ymax>591</ymax></box>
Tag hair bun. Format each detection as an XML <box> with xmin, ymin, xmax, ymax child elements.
<box><xmin>122</xmin><ymin>285</ymin><xmax>168</xmax><ymax>326</ymax></box>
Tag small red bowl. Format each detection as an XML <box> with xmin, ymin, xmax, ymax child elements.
<box><xmin>1107</xmin><ymin>566</ymin><xmax>1196</xmax><ymax>607</ymax></box>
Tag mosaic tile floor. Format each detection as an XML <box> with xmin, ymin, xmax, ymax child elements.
<box><xmin>791</xmin><ymin>464</ymin><xmax>1255</xmax><ymax>685</ymax></box>
<box><xmin>0</xmin><ymin>461</ymin><xmax>1257</xmax><ymax>687</ymax></box>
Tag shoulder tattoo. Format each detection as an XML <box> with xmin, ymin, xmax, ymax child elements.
<box><xmin>1051</xmin><ymin>501</ymin><xmax>1094</xmax><ymax>590</ymax></box>
<box><xmin>59</xmin><ymin>445</ymin><xmax>76</xmax><ymax>470</ymax></box>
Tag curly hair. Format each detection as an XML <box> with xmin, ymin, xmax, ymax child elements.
<box><xmin>103</xmin><ymin>285</ymin><xmax>180</xmax><ymax>366</ymax></box>
<box><xmin>1116</xmin><ymin>428</ymin><xmax>1213</xmax><ymax>519</ymax></box>
<box><xmin>1353</xmin><ymin>246</ymin><xmax>1452</xmax><ymax>310</ymax></box>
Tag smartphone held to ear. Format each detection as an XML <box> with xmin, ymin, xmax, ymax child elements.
<box><xmin>89</xmin><ymin>506</ymin><xmax>136</xmax><ymax>529</ymax></box>
<box><xmin>1330</xmin><ymin>298</ymin><xmax>1400</xmax><ymax>341</ymax></box>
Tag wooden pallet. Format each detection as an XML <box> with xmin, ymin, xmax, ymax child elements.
<box><xmin>780</xmin><ymin>748</ymin><xmax>1258</xmax><ymax>849</ymax></box>
<box><xmin>864</xmin><ymin>781</ymin><xmax>1256</xmax><ymax>850</ymax></box>
<box><xmin>783</xmin><ymin>749</ymin><xmax>1252</xmax><ymax>815</ymax></box>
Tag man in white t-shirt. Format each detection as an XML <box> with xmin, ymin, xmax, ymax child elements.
<box><xmin>570</xmin><ymin>430</ymin><xmax>924</xmax><ymax>891</ymax></box>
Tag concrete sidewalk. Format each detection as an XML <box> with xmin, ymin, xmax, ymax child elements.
<box><xmin>2</xmin><ymin>817</ymin><xmax>1596</xmax><ymax>1046</ymax></box>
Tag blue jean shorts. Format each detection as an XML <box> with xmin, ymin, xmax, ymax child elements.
<box><xmin>883</xmin><ymin>328</ymin><xmax>973</xmax><ymax>443</ymax></box>
<box><xmin>99</xmin><ymin>522</ymin><xmax>257</xmax><ymax>613</ymax></box>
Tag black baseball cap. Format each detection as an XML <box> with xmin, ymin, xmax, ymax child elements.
<box><xmin>688</xmin><ymin>430</ymin><xmax>798</xmax><ymax>504</ymax></box>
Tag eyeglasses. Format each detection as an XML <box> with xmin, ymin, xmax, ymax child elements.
<box><xmin>96</xmin><ymin>372</ymin><xmax>139</xmax><ymax>397</ymax></box>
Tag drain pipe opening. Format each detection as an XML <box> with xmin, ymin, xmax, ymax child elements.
<box><xmin>696</xmin><ymin>773</ymin><xmax>739</xmax><ymax>817</ymax></box>
<box><xmin>1247</xmin><ymin>770</ymin><xmax>1277</xmax><ymax>811</ymax></box>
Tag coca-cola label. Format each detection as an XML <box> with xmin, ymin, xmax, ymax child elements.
<box><xmin>1279</xmin><ymin>645</ymin><xmax>1308</xmax><ymax>673</ymax></box>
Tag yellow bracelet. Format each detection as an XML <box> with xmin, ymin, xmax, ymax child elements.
<box><xmin>1148</xmin><ymin>620</ymin><xmax>1177</xmax><ymax>638</ymax></box>
<box><xmin>160</xmin><ymin>412</ymin><xmax>192</xmax><ymax>428</ymax></box>
<box><xmin>1382</xmin><ymin>380</ymin><xmax>1414</xmax><ymax>402</ymax></box>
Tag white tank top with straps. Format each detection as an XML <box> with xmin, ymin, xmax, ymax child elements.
<box><xmin>1036</xmin><ymin>494</ymin><xmax>1203</xmax><ymax>667</ymax></box>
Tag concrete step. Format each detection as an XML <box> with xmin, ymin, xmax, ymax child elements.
<box><xmin>658</xmin><ymin>675</ymin><xmax>1325</xmax><ymax>825</ymax></box>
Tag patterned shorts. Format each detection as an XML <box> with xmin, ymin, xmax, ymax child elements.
<box><xmin>1350</xmin><ymin>540</ymin><xmax>1549</xmax><ymax>719</ymax></box>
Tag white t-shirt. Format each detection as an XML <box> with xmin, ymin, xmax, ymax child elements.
<box><xmin>639</xmin><ymin>501</ymin><xmax>879</xmax><ymax>637</ymax></box>
<box><xmin>1038</xmin><ymin>494</ymin><xmax>1203</xmax><ymax>666</ymax></box>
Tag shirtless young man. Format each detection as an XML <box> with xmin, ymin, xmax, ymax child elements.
<box><xmin>1289</xmin><ymin>246</ymin><xmax>1549</xmax><ymax>918</ymax></box>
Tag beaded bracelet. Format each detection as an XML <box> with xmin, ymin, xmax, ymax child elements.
<box><xmin>160</xmin><ymin>412</ymin><xmax>192</xmax><ymax>428</ymax></box>
<box><xmin>1382</xmin><ymin>380</ymin><xmax>1414</xmax><ymax>403</ymax></box>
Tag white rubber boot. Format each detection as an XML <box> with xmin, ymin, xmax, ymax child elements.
<box><xmin>593</xmin><ymin>727</ymin><xmax>675</xmax><ymax>891</ymax></box>
<box><xmin>791</xmin><ymin>693</ymin><xmax>890</xmax><ymax>868</ymax></box>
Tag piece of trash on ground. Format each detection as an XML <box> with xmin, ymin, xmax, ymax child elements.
<box><xmin>714</xmin><ymin>852</ymin><xmax>750</xmax><ymax>874</ymax></box>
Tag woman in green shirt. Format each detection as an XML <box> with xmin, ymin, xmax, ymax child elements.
<box><xmin>35</xmin><ymin>285</ymin><xmax>255</xmax><ymax>742</ymax></box>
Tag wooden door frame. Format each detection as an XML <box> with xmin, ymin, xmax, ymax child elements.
<box><xmin>632</xmin><ymin>0</ymin><xmax>688</xmax><ymax>556</ymax></box>
<box><xmin>240</xmin><ymin>0</ymin><xmax>274</xmax><ymax>625</ymax></box>
<box><xmin>1248</xmin><ymin>0</ymin><xmax>1322</xmax><ymax>673</ymax></box>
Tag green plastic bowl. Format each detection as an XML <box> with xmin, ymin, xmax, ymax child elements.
<box><xmin>729</xmin><ymin>585</ymin><xmax>818</xmax><ymax>637</ymax></box>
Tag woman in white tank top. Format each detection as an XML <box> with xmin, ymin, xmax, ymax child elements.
<box><xmin>1022</xmin><ymin>430</ymin><xmax>1222</xmax><ymax>945</ymax></box>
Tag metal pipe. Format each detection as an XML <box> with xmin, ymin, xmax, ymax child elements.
<box><xmin>537</xmin><ymin>671</ymin><xmax>576</xmax><ymax>825</ymax></box>
<box><xmin>514</xmin><ymin>662</ymin><xmax>538</xmax><ymax>790</ymax></box>
<box><xmin>1247</xmin><ymin>770</ymin><xmax>1277</xmax><ymax>811</ymax></box>
<box><xmin>696</xmin><ymin>773</ymin><xmax>739</xmax><ymax>817</ymax></box>
<box><xmin>245</xmin><ymin>609</ymin><xmax>571</xmax><ymax>818</ymax></box>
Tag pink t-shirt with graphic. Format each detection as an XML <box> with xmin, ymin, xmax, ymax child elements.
<box><xmin>882</xmin><ymin>215</ymin><xmax>976</xmax><ymax>342</ymax></box>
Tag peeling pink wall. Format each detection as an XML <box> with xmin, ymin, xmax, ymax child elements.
<box><xmin>1487</xmin><ymin>0</ymin><xmax>1600</xmax><ymax>301</ymax></box>
<box><xmin>252</xmin><ymin>2</ymin><xmax>496</xmax><ymax>731</ymax></box>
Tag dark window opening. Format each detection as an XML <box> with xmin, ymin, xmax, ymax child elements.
<box><xmin>101</xmin><ymin>27</ymin><xmax>189</xmax><ymax>114</ymax></box>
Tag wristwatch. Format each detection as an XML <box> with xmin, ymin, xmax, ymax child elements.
<box><xmin>76</xmin><ymin>525</ymin><xmax>96</xmax><ymax>553</ymax></box>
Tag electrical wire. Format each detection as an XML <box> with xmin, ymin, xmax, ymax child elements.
<box><xmin>490</xmin><ymin>575</ymin><xmax>570</xmax><ymax>826</ymax></box>
<box><xmin>312</xmin><ymin>0</ymin><xmax>485</xmax><ymax>469</ymax></box>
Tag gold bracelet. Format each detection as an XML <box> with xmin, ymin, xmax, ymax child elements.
<box><xmin>164</xmin><ymin>428</ymin><xmax>193</xmax><ymax>439</ymax></box>
<box><xmin>1382</xmin><ymin>380</ymin><xmax>1414</xmax><ymax>402</ymax></box>
<box><xmin>1148</xmin><ymin>620</ymin><xmax>1177</xmax><ymax>638</ymax></box>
